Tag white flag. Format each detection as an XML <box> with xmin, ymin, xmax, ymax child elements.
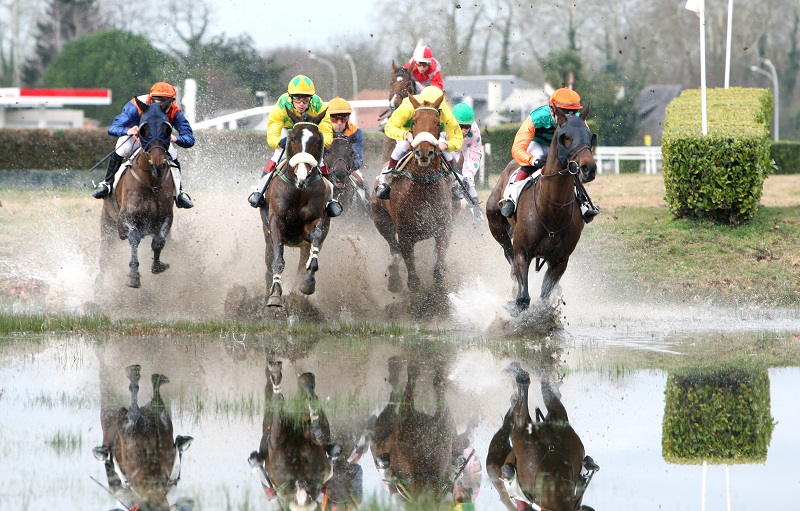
<box><xmin>685</xmin><ymin>0</ymin><xmax>704</xmax><ymax>17</ymax></box>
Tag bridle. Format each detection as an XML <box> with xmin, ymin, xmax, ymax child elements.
<box><xmin>278</xmin><ymin>121</ymin><xmax>323</xmax><ymax>188</ymax></box>
<box><xmin>327</xmin><ymin>136</ymin><xmax>354</xmax><ymax>186</ymax></box>
<box><xmin>389</xmin><ymin>68</ymin><xmax>415</xmax><ymax>112</ymax></box>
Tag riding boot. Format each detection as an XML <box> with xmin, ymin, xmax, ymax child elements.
<box><xmin>249</xmin><ymin>159</ymin><xmax>278</xmax><ymax>208</ymax></box>
<box><xmin>500</xmin><ymin>199</ymin><xmax>516</xmax><ymax>218</ymax></box>
<box><xmin>92</xmin><ymin>153</ymin><xmax>124</xmax><ymax>199</ymax></box>
<box><xmin>171</xmin><ymin>159</ymin><xmax>194</xmax><ymax>209</ymax></box>
<box><xmin>576</xmin><ymin>181</ymin><xmax>600</xmax><ymax>223</ymax></box>
<box><xmin>322</xmin><ymin>175</ymin><xmax>343</xmax><ymax>217</ymax></box>
<box><xmin>376</xmin><ymin>157</ymin><xmax>398</xmax><ymax>200</ymax></box>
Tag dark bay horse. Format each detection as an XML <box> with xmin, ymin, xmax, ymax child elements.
<box><xmin>324</xmin><ymin>134</ymin><xmax>367</xmax><ymax>215</ymax></box>
<box><xmin>381</xmin><ymin>63</ymin><xmax>416</xmax><ymax>162</ymax></box>
<box><xmin>249</xmin><ymin>361</ymin><xmax>338</xmax><ymax>511</ymax></box>
<box><xmin>100</xmin><ymin>98</ymin><xmax>176</xmax><ymax>288</ymax></box>
<box><xmin>371</xmin><ymin>93</ymin><xmax>453</xmax><ymax>293</ymax></box>
<box><xmin>366</xmin><ymin>357</ymin><xmax>460</xmax><ymax>503</ymax></box>
<box><xmin>486</xmin><ymin>105</ymin><xmax>597</xmax><ymax>315</ymax></box>
<box><xmin>260</xmin><ymin>109</ymin><xmax>331</xmax><ymax>307</ymax></box>
<box><xmin>93</xmin><ymin>364</ymin><xmax>193</xmax><ymax>511</ymax></box>
<box><xmin>487</xmin><ymin>365</ymin><xmax>598</xmax><ymax>511</ymax></box>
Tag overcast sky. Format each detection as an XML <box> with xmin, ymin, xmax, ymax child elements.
<box><xmin>208</xmin><ymin>0</ymin><xmax>377</xmax><ymax>51</ymax></box>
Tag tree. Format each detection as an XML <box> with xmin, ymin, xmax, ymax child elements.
<box><xmin>580</xmin><ymin>60</ymin><xmax>642</xmax><ymax>146</ymax></box>
<box><xmin>22</xmin><ymin>0</ymin><xmax>103</xmax><ymax>86</ymax></box>
<box><xmin>44</xmin><ymin>30</ymin><xmax>178</xmax><ymax>125</ymax></box>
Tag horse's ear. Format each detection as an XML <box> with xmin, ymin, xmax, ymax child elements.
<box><xmin>591</xmin><ymin>132</ymin><xmax>598</xmax><ymax>151</ymax></box>
<box><xmin>433</xmin><ymin>93</ymin><xmax>444</xmax><ymax>109</ymax></box>
<box><xmin>135</xmin><ymin>97</ymin><xmax>148</xmax><ymax>112</ymax></box>
<box><xmin>580</xmin><ymin>102</ymin><xmax>590</xmax><ymax>121</ymax></box>
<box><xmin>409</xmin><ymin>94</ymin><xmax>420</xmax><ymax>109</ymax></box>
<box><xmin>391</xmin><ymin>61</ymin><xmax>398</xmax><ymax>73</ymax></box>
<box><xmin>159</xmin><ymin>97</ymin><xmax>174</xmax><ymax>113</ymax></box>
<box><xmin>554</xmin><ymin>105</ymin><xmax>568</xmax><ymax>126</ymax></box>
<box><xmin>313</xmin><ymin>108</ymin><xmax>328</xmax><ymax>125</ymax></box>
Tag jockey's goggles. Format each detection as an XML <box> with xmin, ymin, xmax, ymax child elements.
<box><xmin>291</xmin><ymin>95</ymin><xmax>312</xmax><ymax>102</ymax></box>
<box><xmin>416</xmin><ymin>61</ymin><xmax>430</xmax><ymax>68</ymax></box>
<box><xmin>459</xmin><ymin>124</ymin><xmax>471</xmax><ymax>130</ymax></box>
<box><xmin>331</xmin><ymin>114</ymin><xmax>350</xmax><ymax>121</ymax></box>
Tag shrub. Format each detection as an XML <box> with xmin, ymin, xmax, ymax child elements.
<box><xmin>662</xmin><ymin>87</ymin><xmax>773</xmax><ymax>224</ymax></box>
<box><xmin>771</xmin><ymin>140</ymin><xmax>800</xmax><ymax>174</ymax></box>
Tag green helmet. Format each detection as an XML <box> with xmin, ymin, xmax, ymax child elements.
<box><xmin>452</xmin><ymin>102</ymin><xmax>475</xmax><ymax>125</ymax></box>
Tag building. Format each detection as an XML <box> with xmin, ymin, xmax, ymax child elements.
<box><xmin>444</xmin><ymin>75</ymin><xmax>549</xmax><ymax>127</ymax></box>
<box><xmin>0</xmin><ymin>88</ymin><xmax>112</xmax><ymax>128</ymax></box>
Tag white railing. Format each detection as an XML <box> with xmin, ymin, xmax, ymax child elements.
<box><xmin>193</xmin><ymin>99</ymin><xmax>391</xmax><ymax>130</ymax></box>
<box><xmin>594</xmin><ymin>146</ymin><xmax>662</xmax><ymax>174</ymax></box>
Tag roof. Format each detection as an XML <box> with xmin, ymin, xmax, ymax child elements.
<box><xmin>444</xmin><ymin>75</ymin><xmax>537</xmax><ymax>102</ymax></box>
<box><xmin>634</xmin><ymin>85</ymin><xmax>684</xmax><ymax>145</ymax></box>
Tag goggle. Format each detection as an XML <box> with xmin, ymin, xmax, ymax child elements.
<box><xmin>151</xmin><ymin>95</ymin><xmax>172</xmax><ymax>102</ymax></box>
<box><xmin>291</xmin><ymin>95</ymin><xmax>312</xmax><ymax>102</ymax></box>
<box><xmin>459</xmin><ymin>124</ymin><xmax>471</xmax><ymax>130</ymax></box>
<box><xmin>416</xmin><ymin>61</ymin><xmax>431</xmax><ymax>67</ymax></box>
<box><xmin>331</xmin><ymin>114</ymin><xmax>350</xmax><ymax>121</ymax></box>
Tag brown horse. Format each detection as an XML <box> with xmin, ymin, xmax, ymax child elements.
<box><xmin>93</xmin><ymin>364</ymin><xmax>192</xmax><ymax>511</ymax></box>
<box><xmin>324</xmin><ymin>134</ymin><xmax>367</xmax><ymax>216</ymax></box>
<box><xmin>367</xmin><ymin>357</ymin><xmax>460</xmax><ymax>503</ymax></box>
<box><xmin>249</xmin><ymin>361</ymin><xmax>338</xmax><ymax>511</ymax></box>
<box><xmin>487</xmin><ymin>365</ymin><xmax>598</xmax><ymax>511</ymax></box>
<box><xmin>370</xmin><ymin>93</ymin><xmax>453</xmax><ymax>293</ymax></box>
<box><xmin>486</xmin><ymin>106</ymin><xmax>597</xmax><ymax>315</ymax></box>
<box><xmin>380</xmin><ymin>63</ymin><xmax>416</xmax><ymax>162</ymax></box>
<box><xmin>100</xmin><ymin>99</ymin><xmax>176</xmax><ymax>289</ymax></box>
<box><xmin>260</xmin><ymin>109</ymin><xmax>331</xmax><ymax>307</ymax></box>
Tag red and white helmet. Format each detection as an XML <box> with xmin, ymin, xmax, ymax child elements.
<box><xmin>413</xmin><ymin>46</ymin><xmax>434</xmax><ymax>63</ymax></box>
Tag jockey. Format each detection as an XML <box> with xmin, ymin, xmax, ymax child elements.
<box><xmin>403</xmin><ymin>45</ymin><xmax>444</xmax><ymax>94</ymax></box>
<box><xmin>375</xmin><ymin>85</ymin><xmax>463</xmax><ymax>200</ymax></box>
<box><xmin>499</xmin><ymin>87</ymin><xmax>599</xmax><ymax>222</ymax></box>
<box><xmin>327</xmin><ymin>96</ymin><xmax>365</xmax><ymax>189</ymax></box>
<box><xmin>451</xmin><ymin>102</ymin><xmax>483</xmax><ymax>206</ymax></box>
<box><xmin>92</xmin><ymin>81</ymin><xmax>195</xmax><ymax>209</ymax></box>
<box><xmin>247</xmin><ymin>75</ymin><xmax>342</xmax><ymax>217</ymax></box>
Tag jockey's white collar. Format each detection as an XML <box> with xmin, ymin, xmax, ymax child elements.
<box><xmin>410</xmin><ymin>131</ymin><xmax>439</xmax><ymax>149</ymax></box>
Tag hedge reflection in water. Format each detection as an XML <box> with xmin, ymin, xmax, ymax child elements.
<box><xmin>0</xmin><ymin>331</ymin><xmax>798</xmax><ymax>510</ymax></box>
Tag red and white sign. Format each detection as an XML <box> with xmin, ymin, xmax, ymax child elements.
<box><xmin>0</xmin><ymin>88</ymin><xmax>112</xmax><ymax>106</ymax></box>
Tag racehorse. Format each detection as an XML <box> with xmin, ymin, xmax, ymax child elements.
<box><xmin>324</xmin><ymin>134</ymin><xmax>367</xmax><ymax>215</ymax></box>
<box><xmin>370</xmin><ymin>93</ymin><xmax>453</xmax><ymax>293</ymax></box>
<box><xmin>260</xmin><ymin>109</ymin><xmax>331</xmax><ymax>307</ymax></box>
<box><xmin>486</xmin><ymin>105</ymin><xmax>597</xmax><ymax>315</ymax></box>
<box><xmin>100</xmin><ymin>98</ymin><xmax>176</xmax><ymax>289</ymax></box>
<box><xmin>487</xmin><ymin>364</ymin><xmax>598</xmax><ymax>511</ymax></box>
<box><xmin>93</xmin><ymin>365</ymin><xmax>192</xmax><ymax>511</ymax></box>
<box><xmin>381</xmin><ymin>62</ymin><xmax>416</xmax><ymax>162</ymax></box>
<box><xmin>249</xmin><ymin>361</ymin><xmax>338</xmax><ymax>511</ymax></box>
<box><xmin>366</xmin><ymin>357</ymin><xmax>460</xmax><ymax>503</ymax></box>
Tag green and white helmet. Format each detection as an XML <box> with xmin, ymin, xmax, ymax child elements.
<box><xmin>452</xmin><ymin>102</ymin><xmax>475</xmax><ymax>125</ymax></box>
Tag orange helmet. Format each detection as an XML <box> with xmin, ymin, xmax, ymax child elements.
<box><xmin>150</xmin><ymin>82</ymin><xmax>177</xmax><ymax>99</ymax></box>
<box><xmin>550</xmin><ymin>88</ymin><xmax>582</xmax><ymax>110</ymax></box>
<box><xmin>327</xmin><ymin>97</ymin><xmax>352</xmax><ymax>115</ymax></box>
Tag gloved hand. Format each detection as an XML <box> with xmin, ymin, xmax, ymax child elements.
<box><xmin>279</xmin><ymin>137</ymin><xmax>287</xmax><ymax>149</ymax></box>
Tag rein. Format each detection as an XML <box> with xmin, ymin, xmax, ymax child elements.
<box><xmin>392</xmin><ymin>105</ymin><xmax>445</xmax><ymax>184</ymax></box>
<box><xmin>130</xmin><ymin>149</ymin><xmax>171</xmax><ymax>195</ymax></box>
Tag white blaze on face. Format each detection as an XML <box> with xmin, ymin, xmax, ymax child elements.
<box><xmin>287</xmin><ymin>126</ymin><xmax>319</xmax><ymax>185</ymax></box>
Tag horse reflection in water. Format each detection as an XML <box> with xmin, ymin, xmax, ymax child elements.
<box><xmin>93</xmin><ymin>365</ymin><xmax>193</xmax><ymax>511</ymax></box>
<box><xmin>487</xmin><ymin>364</ymin><xmax>598</xmax><ymax>511</ymax></box>
<box><xmin>249</xmin><ymin>361</ymin><xmax>342</xmax><ymax>510</ymax></box>
<box><xmin>351</xmin><ymin>356</ymin><xmax>471</xmax><ymax>504</ymax></box>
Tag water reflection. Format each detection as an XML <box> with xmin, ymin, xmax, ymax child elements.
<box><xmin>487</xmin><ymin>362</ymin><xmax>598</xmax><ymax>511</ymax></box>
<box><xmin>94</xmin><ymin>364</ymin><xmax>193</xmax><ymax>511</ymax></box>
<box><xmin>249</xmin><ymin>360</ymin><xmax>340</xmax><ymax>510</ymax></box>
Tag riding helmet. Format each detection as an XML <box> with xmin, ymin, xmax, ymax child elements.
<box><xmin>452</xmin><ymin>102</ymin><xmax>475</xmax><ymax>125</ymax></box>
<box><xmin>413</xmin><ymin>46</ymin><xmax>434</xmax><ymax>63</ymax></box>
<box><xmin>550</xmin><ymin>88</ymin><xmax>582</xmax><ymax>110</ymax></box>
<box><xmin>327</xmin><ymin>97</ymin><xmax>352</xmax><ymax>115</ymax></box>
<box><xmin>288</xmin><ymin>75</ymin><xmax>316</xmax><ymax>96</ymax></box>
<box><xmin>150</xmin><ymin>82</ymin><xmax>177</xmax><ymax>99</ymax></box>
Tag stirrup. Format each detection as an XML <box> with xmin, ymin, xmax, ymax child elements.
<box><xmin>248</xmin><ymin>191</ymin><xmax>264</xmax><ymax>208</ymax></box>
<box><xmin>376</xmin><ymin>183</ymin><xmax>390</xmax><ymax>200</ymax></box>
<box><xmin>500</xmin><ymin>200</ymin><xmax>516</xmax><ymax>218</ymax></box>
<box><xmin>175</xmin><ymin>192</ymin><xmax>194</xmax><ymax>209</ymax></box>
<box><xmin>581</xmin><ymin>204</ymin><xmax>599</xmax><ymax>223</ymax></box>
<box><xmin>326</xmin><ymin>200</ymin><xmax>343</xmax><ymax>218</ymax></box>
<box><xmin>92</xmin><ymin>182</ymin><xmax>111</xmax><ymax>199</ymax></box>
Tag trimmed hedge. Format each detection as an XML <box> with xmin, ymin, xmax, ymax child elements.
<box><xmin>771</xmin><ymin>140</ymin><xmax>800</xmax><ymax>174</ymax></box>
<box><xmin>482</xmin><ymin>123</ymin><xmax>520</xmax><ymax>174</ymax></box>
<box><xmin>0</xmin><ymin>128</ymin><xmax>109</xmax><ymax>170</ymax></box>
<box><xmin>662</xmin><ymin>87</ymin><xmax>773</xmax><ymax>224</ymax></box>
<box><xmin>662</xmin><ymin>368</ymin><xmax>775</xmax><ymax>465</ymax></box>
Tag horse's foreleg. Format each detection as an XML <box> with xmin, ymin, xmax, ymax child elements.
<box><xmin>511</xmin><ymin>251</ymin><xmax>532</xmax><ymax>315</ymax></box>
<box><xmin>151</xmin><ymin>217</ymin><xmax>171</xmax><ymax>274</ymax></box>
<box><xmin>512</xmin><ymin>369</ymin><xmax>531</xmax><ymax>433</ymax></box>
<box><xmin>540</xmin><ymin>258</ymin><xmax>569</xmax><ymax>303</ymax></box>
<box><xmin>400</xmin><ymin>238</ymin><xmax>420</xmax><ymax>292</ymax></box>
<box><xmin>126</xmin><ymin>227</ymin><xmax>142</xmax><ymax>288</ymax></box>
<box><xmin>299</xmin><ymin>224</ymin><xmax>324</xmax><ymax>295</ymax></box>
<box><xmin>266</xmin><ymin>223</ymin><xmax>286</xmax><ymax>308</ymax></box>
<box><xmin>433</xmin><ymin>230</ymin><xmax>451</xmax><ymax>289</ymax></box>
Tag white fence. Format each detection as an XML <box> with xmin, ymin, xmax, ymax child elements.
<box><xmin>595</xmin><ymin>146</ymin><xmax>663</xmax><ymax>174</ymax></box>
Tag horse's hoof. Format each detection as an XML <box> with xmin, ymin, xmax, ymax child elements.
<box><xmin>299</xmin><ymin>279</ymin><xmax>316</xmax><ymax>295</ymax></box>
<box><xmin>151</xmin><ymin>261</ymin><xmax>169</xmax><ymax>274</ymax></box>
<box><xmin>515</xmin><ymin>370</ymin><xmax>531</xmax><ymax>385</ymax></box>
<box><xmin>126</xmin><ymin>276</ymin><xmax>141</xmax><ymax>288</ymax></box>
<box><xmin>505</xmin><ymin>301</ymin><xmax>522</xmax><ymax>317</ymax></box>
<box><xmin>298</xmin><ymin>372</ymin><xmax>316</xmax><ymax>397</ymax></box>
<box><xmin>152</xmin><ymin>373</ymin><xmax>170</xmax><ymax>387</ymax></box>
<box><xmin>266</xmin><ymin>295</ymin><xmax>283</xmax><ymax>307</ymax></box>
<box><xmin>267</xmin><ymin>361</ymin><xmax>283</xmax><ymax>385</ymax></box>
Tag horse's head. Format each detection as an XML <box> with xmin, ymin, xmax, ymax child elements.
<box><xmin>389</xmin><ymin>61</ymin><xmax>415</xmax><ymax>112</ymax></box>
<box><xmin>134</xmin><ymin>97</ymin><xmax>173</xmax><ymax>176</ymax></box>
<box><xmin>324</xmin><ymin>134</ymin><xmax>356</xmax><ymax>188</ymax></box>
<box><xmin>553</xmin><ymin>104</ymin><xmax>597</xmax><ymax>184</ymax></box>
<box><xmin>408</xmin><ymin>92</ymin><xmax>443</xmax><ymax>168</ymax></box>
<box><xmin>285</xmin><ymin>109</ymin><xmax>326</xmax><ymax>188</ymax></box>
<box><xmin>284</xmin><ymin>479</ymin><xmax>322</xmax><ymax>511</ymax></box>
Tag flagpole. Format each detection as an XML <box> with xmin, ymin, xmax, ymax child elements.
<box><xmin>699</xmin><ymin>0</ymin><xmax>708</xmax><ymax>135</ymax></box>
<box><xmin>724</xmin><ymin>0</ymin><xmax>733</xmax><ymax>88</ymax></box>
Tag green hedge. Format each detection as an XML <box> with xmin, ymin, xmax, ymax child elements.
<box><xmin>662</xmin><ymin>87</ymin><xmax>773</xmax><ymax>224</ymax></box>
<box><xmin>0</xmin><ymin>128</ymin><xmax>109</xmax><ymax>170</ymax></box>
<box><xmin>771</xmin><ymin>140</ymin><xmax>800</xmax><ymax>174</ymax></box>
<box><xmin>662</xmin><ymin>368</ymin><xmax>775</xmax><ymax>465</ymax></box>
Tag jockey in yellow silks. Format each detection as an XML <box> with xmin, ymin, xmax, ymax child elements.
<box><xmin>248</xmin><ymin>75</ymin><xmax>341</xmax><ymax>217</ymax></box>
<box><xmin>375</xmin><ymin>85</ymin><xmax>464</xmax><ymax>200</ymax></box>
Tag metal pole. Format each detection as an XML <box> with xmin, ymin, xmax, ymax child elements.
<box><xmin>309</xmin><ymin>54</ymin><xmax>338</xmax><ymax>98</ymax></box>
<box><xmin>751</xmin><ymin>65</ymin><xmax>779</xmax><ymax>142</ymax></box>
<box><xmin>763</xmin><ymin>59</ymin><xmax>779</xmax><ymax>141</ymax></box>
<box><xmin>701</xmin><ymin>461</ymin><xmax>707</xmax><ymax>511</ymax></box>
<box><xmin>343</xmin><ymin>53</ymin><xmax>358</xmax><ymax>124</ymax></box>
<box><xmin>724</xmin><ymin>0</ymin><xmax>733</xmax><ymax>88</ymax></box>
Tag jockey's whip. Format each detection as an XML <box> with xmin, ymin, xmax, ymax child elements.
<box><xmin>89</xmin><ymin>475</ymin><xmax>132</xmax><ymax>511</ymax></box>
<box><xmin>446</xmin><ymin>163</ymin><xmax>477</xmax><ymax>206</ymax></box>
<box><xmin>87</xmin><ymin>135</ymin><xmax>132</xmax><ymax>172</ymax></box>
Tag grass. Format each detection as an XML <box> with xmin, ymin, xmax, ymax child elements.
<box><xmin>47</xmin><ymin>429</ymin><xmax>83</xmax><ymax>455</ymax></box>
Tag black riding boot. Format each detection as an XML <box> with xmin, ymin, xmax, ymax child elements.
<box><xmin>172</xmin><ymin>159</ymin><xmax>194</xmax><ymax>209</ymax></box>
<box><xmin>376</xmin><ymin>158</ymin><xmax>398</xmax><ymax>200</ymax></box>
<box><xmin>92</xmin><ymin>153</ymin><xmax>124</xmax><ymax>199</ymax></box>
